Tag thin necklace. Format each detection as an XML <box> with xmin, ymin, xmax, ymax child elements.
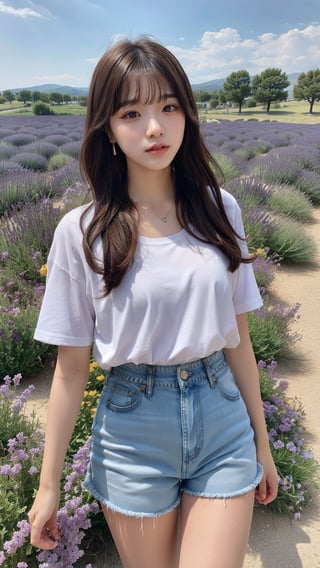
<box><xmin>134</xmin><ymin>201</ymin><xmax>174</xmax><ymax>223</ymax></box>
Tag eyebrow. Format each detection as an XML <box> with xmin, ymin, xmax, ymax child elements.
<box><xmin>118</xmin><ymin>93</ymin><xmax>177</xmax><ymax>110</ymax></box>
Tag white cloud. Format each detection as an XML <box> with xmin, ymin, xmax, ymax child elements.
<box><xmin>0</xmin><ymin>0</ymin><xmax>44</xmax><ymax>18</ymax></box>
<box><xmin>31</xmin><ymin>73</ymin><xmax>84</xmax><ymax>85</ymax></box>
<box><xmin>167</xmin><ymin>24</ymin><xmax>320</xmax><ymax>82</ymax></box>
<box><xmin>85</xmin><ymin>58</ymin><xmax>99</xmax><ymax>64</ymax></box>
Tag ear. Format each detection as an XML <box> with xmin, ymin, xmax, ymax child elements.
<box><xmin>105</xmin><ymin>127</ymin><xmax>115</xmax><ymax>144</ymax></box>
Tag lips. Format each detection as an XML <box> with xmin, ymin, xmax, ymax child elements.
<box><xmin>146</xmin><ymin>143</ymin><xmax>169</xmax><ymax>152</ymax></box>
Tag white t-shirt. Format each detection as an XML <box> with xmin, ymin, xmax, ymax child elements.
<box><xmin>34</xmin><ymin>189</ymin><xmax>262</xmax><ymax>369</ymax></box>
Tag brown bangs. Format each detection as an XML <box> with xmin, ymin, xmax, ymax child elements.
<box><xmin>112</xmin><ymin>70</ymin><xmax>177</xmax><ymax>114</ymax></box>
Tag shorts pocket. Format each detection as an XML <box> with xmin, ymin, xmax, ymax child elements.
<box><xmin>105</xmin><ymin>378</ymin><xmax>143</xmax><ymax>412</ymax></box>
<box><xmin>216</xmin><ymin>366</ymin><xmax>241</xmax><ymax>401</ymax></box>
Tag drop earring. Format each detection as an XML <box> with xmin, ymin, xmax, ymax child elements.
<box><xmin>112</xmin><ymin>143</ymin><xmax>117</xmax><ymax>156</ymax></box>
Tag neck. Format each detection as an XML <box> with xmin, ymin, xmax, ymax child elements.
<box><xmin>128</xmin><ymin>167</ymin><xmax>175</xmax><ymax>205</ymax></box>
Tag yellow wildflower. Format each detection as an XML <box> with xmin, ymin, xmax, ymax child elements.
<box><xmin>256</xmin><ymin>248</ymin><xmax>266</xmax><ymax>258</ymax></box>
<box><xmin>88</xmin><ymin>390</ymin><xmax>97</xmax><ymax>397</ymax></box>
<box><xmin>96</xmin><ymin>374</ymin><xmax>105</xmax><ymax>382</ymax></box>
<box><xmin>39</xmin><ymin>264</ymin><xmax>48</xmax><ymax>277</ymax></box>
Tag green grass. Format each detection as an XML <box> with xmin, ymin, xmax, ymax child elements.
<box><xmin>0</xmin><ymin>101</ymin><xmax>25</xmax><ymax>112</ymax></box>
<box><xmin>0</xmin><ymin>103</ymin><xmax>85</xmax><ymax>116</ymax></box>
<box><xmin>200</xmin><ymin>100</ymin><xmax>320</xmax><ymax>124</ymax></box>
<box><xmin>1</xmin><ymin>99</ymin><xmax>320</xmax><ymax>121</ymax></box>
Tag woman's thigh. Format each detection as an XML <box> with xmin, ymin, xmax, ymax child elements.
<box><xmin>102</xmin><ymin>503</ymin><xmax>179</xmax><ymax>568</ymax></box>
<box><xmin>178</xmin><ymin>490</ymin><xmax>255</xmax><ymax>568</ymax></box>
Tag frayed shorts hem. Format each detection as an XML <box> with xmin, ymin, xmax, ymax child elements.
<box><xmin>82</xmin><ymin>480</ymin><xmax>181</xmax><ymax>519</ymax></box>
<box><xmin>83</xmin><ymin>463</ymin><xmax>263</xmax><ymax>518</ymax></box>
<box><xmin>182</xmin><ymin>463</ymin><xmax>264</xmax><ymax>500</ymax></box>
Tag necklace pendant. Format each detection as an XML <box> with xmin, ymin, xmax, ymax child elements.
<box><xmin>160</xmin><ymin>216</ymin><xmax>168</xmax><ymax>223</ymax></box>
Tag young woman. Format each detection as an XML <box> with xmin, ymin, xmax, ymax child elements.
<box><xmin>28</xmin><ymin>37</ymin><xmax>278</xmax><ymax>568</ymax></box>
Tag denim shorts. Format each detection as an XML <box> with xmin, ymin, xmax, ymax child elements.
<box><xmin>83</xmin><ymin>350</ymin><xmax>263</xmax><ymax>517</ymax></box>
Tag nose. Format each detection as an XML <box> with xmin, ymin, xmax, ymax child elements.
<box><xmin>146</xmin><ymin>115</ymin><xmax>164</xmax><ymax>138</ymax></box>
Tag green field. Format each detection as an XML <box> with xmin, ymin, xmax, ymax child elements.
<box><xmin>0</xmin><ymin>101</ymin><xmax>86</xmax><ymax>116</ymax></box>
<box><xmin>199</xmin><ymin>100</ymin><xmax>320</xmax><ymax>124</ymax></box>
<box><xmin>0</xmin><ymin>99</ymin><xmax>319</xmax><ymax>123</ymax></box>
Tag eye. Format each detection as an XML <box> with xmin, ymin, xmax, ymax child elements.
<box><xmin>163</xmin><ymin>104</ymin><xmax>177</xmax><ymax>113</ymax></box>
<box><xmin>122</xmin><ymin>110</ymin><xmax>140</xmax><ymax>119</ymax></box>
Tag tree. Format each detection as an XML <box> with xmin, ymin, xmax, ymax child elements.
<box><xmin>17</xmin><ymin>89</ymin><xmax>32</xmax><ymax>104</ymax></box>
<box><xmin>223</xmin><ymin>70</ymin><xmax>251</xmax><ymax>113</ymax></box>
<box><xmin>210</xmin><ymin>91</ymin><xmax>220</xmax><ymax>109</ymax></box>
<box><xmin>293</xmin><ymin>69</ymin><xmax>320</xmax><ymax>114</ymax></box>
<box><xmin>63</xmin><ymin>94</ymin><xmax>71</xmax><ymax>104</ymax></box>
<box><xmin>251</xmin><ymin>68</ymin><xmax>289</xmax><ymax>113</ymax></box>
<box><xmin>78</xmin><ymin>96</ymin><xmax>87</xmax><ymax>107</ymax></box>
<box><xmin>40</xmin><ymin>92</ymin><xmax>50</xmax><ymax>103</ymax></box>
<box><xmin>32</xmin><ymin>91</ymin><xmax>42</xmax><ymax>102</ymax></box>
<box><xmin>49</xmin><ymin>92</ymin><xmax>63</xmax><ymax>105</ymax></box>
<box><xmin>198</xmin><ymin>90</ymin><xmax>211</xmax><ymax>103</ymax></box>
<box><xmin>2</xmin><ymin>89</ymin><xmax>15</xmax><ymax>103</ymax></box>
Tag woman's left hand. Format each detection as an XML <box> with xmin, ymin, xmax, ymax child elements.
<box><xmin>255</xmin><ymin>446</ymin><xmax>279</xmax><ymax>505</ymax></box>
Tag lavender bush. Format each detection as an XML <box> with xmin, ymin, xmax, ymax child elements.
<box><xmin>0</xmin><ymin>160</ymin><xmax>26</xmax><ymax>175</ymax></box>
<box><xmin>0</xmin><ymin>373</ymin><xmax>99</xmax><ymax>567</ymax></box>
<box><xmin>248</xmin><ymin>301</ymin><xmax>301</xmax><ymax>362</ymax></box>
<box><xmin>259</xmin><ymin>361</ymin><xmax>319</xmax><ymax>518</ymax></box>
<box><xmin>48</xmin><ymin>152</ymin><xmax>75</xmax><ymax>171</ymax></box>
<box><xmin>266</xmin><ymin>216</ymin><xmax>317</xmax><ymax>264</ymax></box>
<box><xmin>11</xmin><ymin>152</ymin><xmax>49</xmax><ymax>172</ymax></box>
<box><xmin>0</xmin><ymin>269</ymin><xmax>52</xmax><ymax>376</ymax></box>
<box><xmin>3</xmin><ymin>133</ymin><xmax>38</xmax><ymax>147</ymax></box>
<box><xmin>24</xmin><ymin>142</ymin><xmax>59</xmax><ymax>159</ymax></box>
<box><xmin>0</xmin><ymin>171</ymin><xmax>52</xmax><ymax>215</ymax></box>
<box><xmin>268</xmin><ymin>185</ymin><xmax>313</xmax><ymax>222</ymax></box>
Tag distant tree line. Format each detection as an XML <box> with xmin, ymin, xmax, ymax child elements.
<box><xmin>0</xmin><ymin>89</ymin><xmax>87</xmax><ymax>107</ymax></box>
<box><xmin>193</xmin><ymin>68</ymin><xmax>320</xmax><ymax>114</ymax></box>
<box><xmin>1</xmin><ymin>68</ymin><xmax>320</xmax><ymax>115</ymax></box>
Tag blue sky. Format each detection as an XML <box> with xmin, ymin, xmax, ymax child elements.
<box><xmin>0</xmin><ymin>0</ymin><xmax>320</xmax><ymax>90</ymax></box>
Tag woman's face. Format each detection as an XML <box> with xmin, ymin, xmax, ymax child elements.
<box><xmin>109</xmin><ymin>76</ymin><xmax>185</xmax><ymax>176</ymax></box>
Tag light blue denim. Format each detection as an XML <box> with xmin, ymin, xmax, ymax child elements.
<box><xmin>83</xmin><ymin>350</ymin><xmax>263</xmax><ymax>517</ymax></box>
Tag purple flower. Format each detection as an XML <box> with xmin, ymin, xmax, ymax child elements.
<box><xmin>273</xmin><ymin>440</ymin><xmax>285</xmax><ymax>450</ymax></box>
<box><xmin>286</xmin><ymin>442</ymin><xmax>297</xmax><ymax>453</ymax></box>
<box><xmin>3</xmin><ymin>520</ymin><xmax>30</xmax><ymax>554</ymax></box>
<box><xmin>12</xmin><ymin>373</ymin><xmax>22</xmax><ymax>386</ymax></box>
<box><xmin>0</xmin><ymin>464</ymin><xmax>12</xmax><ymax>475</ymax></box>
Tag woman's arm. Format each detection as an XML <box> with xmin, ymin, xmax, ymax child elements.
<box><xmin>28</xmin><ymin>345</ymin><xmax>91</xmax><ymax>550</ymax></box>
<box><xmin>224</xmin><ymin>313</ymin><xmax>278</xmax><ymax>505</ymax></box>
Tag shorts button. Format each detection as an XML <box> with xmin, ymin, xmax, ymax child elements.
<box><xmin>180</xmin><ymin>369</ymin><xmax>189</xmax><ymax>380</ymax></box>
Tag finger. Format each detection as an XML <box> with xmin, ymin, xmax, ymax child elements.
<box><xmin>30</xmin><ymin>529</ymin><xmax>59</xmax><ymax>550</ymax></box>
<box><xmin>30</xmin><ymin>519</ymin><xmax>59</xmax><ymax>550</ymax></box>
<box><xmin>256</xmin><ymin>477</ymin><xmax>267</xmax><ymax>502</ymax></box>
<box><xmin>46</xmin><ymin>524</ymin><xmax>60</xmax><ymax>542</ymax></box>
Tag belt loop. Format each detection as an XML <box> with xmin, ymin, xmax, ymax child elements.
<box><xmin>202</xmin><ymin>354</ymin><xmax>216</xmax><ymax>389</ymax></box>
<box><xmin>146</xmin><ymin>365</ymin><xmax>155</xmax><ymax>398</ymax></box>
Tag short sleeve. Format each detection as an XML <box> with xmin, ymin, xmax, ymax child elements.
<box><xmin>222</xmin><ymin>190</ymin><xmax>263</xmax><ymax>314</ymax></box>
<box><xmin>34</xmin><ymin>209</ymin><xmax>95</xmax><ymax>346</ymax></box>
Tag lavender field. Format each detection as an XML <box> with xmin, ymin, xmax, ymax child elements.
<box><xmin>0</xmin><ymin>114</ymin><xmax>320</xmax><ymax>567</ymax></box>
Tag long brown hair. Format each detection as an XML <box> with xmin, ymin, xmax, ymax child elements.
<box><xmin>80</xmin><ymin>37</ymin><xmax>250</xmax><ymax>295</ymax></box>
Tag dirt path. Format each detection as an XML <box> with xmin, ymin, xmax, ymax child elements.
<box><xmin>244</xmin><ymin>207</ymin><xmax>320</xmax><ymax>568</ymax></box>
<box><xmin>24</xmin><ymin>209</ymin><xmax>320</xmax><ymax>567</ymax></box>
